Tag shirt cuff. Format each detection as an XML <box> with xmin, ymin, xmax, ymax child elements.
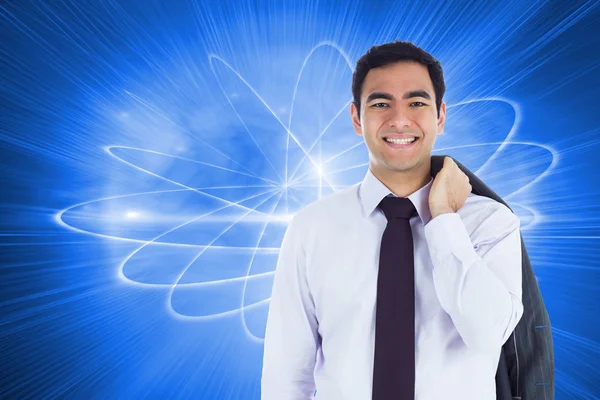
<box><xmin>424</xmin><ymin>212</ymin><xmax>480</xmax><ymax>269</ymax></box>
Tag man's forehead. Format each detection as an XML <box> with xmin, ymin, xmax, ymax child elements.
<box><xmin>362</xmin><ymin>62</ymin><xmax>434</xmax><ymax>97</ymax></box>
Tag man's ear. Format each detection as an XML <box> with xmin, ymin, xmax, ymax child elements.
<box><xmin>437</xmin><ymin>101</ymin><xmax>446</xmax><ymax>135</ymax></box>
<box><xmin>350</xmin><ymin>102</ymin><xmax>363</xmax><ymax>136</ymax></box>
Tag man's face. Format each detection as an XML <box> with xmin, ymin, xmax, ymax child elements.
<box><xmin>351</xmin><ymin>61</ymin><xmax>446</xmax><ymax>175</ymax></box>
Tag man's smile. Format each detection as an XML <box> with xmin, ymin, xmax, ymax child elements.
<box><xmin>382</xmin><ymin>135</ymin><xmax>420</xmax><ymax>149</ymax></box>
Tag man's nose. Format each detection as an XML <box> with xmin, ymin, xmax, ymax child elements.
<box><xmin>387</xmin><ymin>108</ymin><xmax>412</xmax><ymax>128</ymax></box>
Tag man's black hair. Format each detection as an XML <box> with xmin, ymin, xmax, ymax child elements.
<box><xmin>352</xmin><ymin>41</ymin><xmax>446</xmax><ymax>118</ymax></box>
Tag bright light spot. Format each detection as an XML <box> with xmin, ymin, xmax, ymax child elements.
<box><xmin>281</xmin><ymin>214</ymin><xmax>295</xmax><ymax>222</ymax></box>
<box><xmin>271</xmin><ymin>213</ymin><xmax>295</xmax><ymax>222</ymax></box>
<box><xmin>316</xmin><ymin>165</ymin><xmax>323</xmax><ymax>176</ymax></box>
<box><xmin>126</xmin><ymin>211</ymin><xmax>140</xmax><ymax>219</ymax></box>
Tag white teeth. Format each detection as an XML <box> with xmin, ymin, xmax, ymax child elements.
<box><xmin>385</xmin><ymin>137</ymin><xmax>417</xmax><ymax>144</ymax></box>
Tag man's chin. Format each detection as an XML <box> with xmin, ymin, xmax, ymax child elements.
<box><xmin>382</xmin><ymin>158</ymin><xmax>423</xmax><ymax>173</ymax></box>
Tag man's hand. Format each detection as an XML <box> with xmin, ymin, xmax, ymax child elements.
<box><xmin>429</xmin><ymin>157</ymin><xmax>472</xmax><ymax>219</ymax></box>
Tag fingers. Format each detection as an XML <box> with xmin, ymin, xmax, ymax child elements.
<box><xmin>444</xmin><ymin>156</ymin><xmax>454</xmax><ymax>168</ymax></box>
<box><xmin>443</xmin><ymin>157</ymin><xmax>471</xmax><ymax>189</ymax></box>
<box><xmin>445</xmin><ymin>157</ymin><xmax>461</xmax><ymax>172</ymax></box>
<box><xmin>444</xmin><ymin>157</ymin><xmax>461</xmax><ymax>174</ymax></box>
<box><xmin>445</xmin><ymin>157</ymin><xmax>471</xmax><ymax>188</ymax></box>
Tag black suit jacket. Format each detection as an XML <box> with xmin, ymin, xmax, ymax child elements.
<box><xmin>430</xmin><ymin>155</ymin><xmax>554</xmax><ymax>400</ymax></box>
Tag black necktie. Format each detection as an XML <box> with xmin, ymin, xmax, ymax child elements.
<box><xmin>372</xmin><ymin>196</ymin><xmax>417</xmax><ymax>400</ymax></box>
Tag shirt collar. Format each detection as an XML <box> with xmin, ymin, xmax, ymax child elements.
<box><xmin>358</xmin><ymin>168</ymin><xmax>433</xmax><ymax>225</ymax></box>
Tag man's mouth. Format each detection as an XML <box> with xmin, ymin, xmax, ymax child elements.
<box><xmin>384</xmin><ymin>137</ymin><xmax>418</xmax><ymax>145</ymax></box>
<box><xmin>382</xmin><ymin>134</ymin><xmax>420</xmax><ymax>150</ymax></box>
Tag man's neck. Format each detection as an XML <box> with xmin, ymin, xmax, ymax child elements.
<box><xmin>370</xmin><ymin>161</ymin><xmax>431</xmax><ymax>198</ymax></box>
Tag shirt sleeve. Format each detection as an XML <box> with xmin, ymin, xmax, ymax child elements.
<box><xmin>423</xmin><ymin>204</ymin><xmax>524</xmax><ymax>353</ymax></box>
<box><xmin>261</xmin><ymin>216</ymin><xmax>319</xmax><ymax>400</ymax></box>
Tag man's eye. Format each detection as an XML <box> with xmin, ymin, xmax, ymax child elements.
<box><xmin>411</xmin><ymin>102</ymin><xmax>426</xmax><ymax>107</ymax></box>
<box><xmin>372</xmin><ymin>103</ymin><xmax>389</xmax><ymax>108</ymax></box>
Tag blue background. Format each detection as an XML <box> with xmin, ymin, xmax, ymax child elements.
<box><xmin>1</xmin><ymin>0</ymin><xmax>599</xmax><ymax>398</ymax></box>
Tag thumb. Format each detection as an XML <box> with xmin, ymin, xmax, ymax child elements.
<box><xmin>444</xmin><ymin>156</ymin><xmax>454</xmax><ymax>168</ymax></box>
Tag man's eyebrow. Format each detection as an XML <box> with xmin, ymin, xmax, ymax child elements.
<box><xmin>402</xmin><ymin>90</ymin><xmax>432</xmax><ymax>100</ymax></box>
<box><xmin>365</xmin><ymin>92</ymin><xmax>394</xmax><ymax>103</ymax></box>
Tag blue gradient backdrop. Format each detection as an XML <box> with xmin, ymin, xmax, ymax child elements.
<box><xmin>1</xmin><ymin>0</ymin><xmax>600</xmax><ymax>399</ymax></box>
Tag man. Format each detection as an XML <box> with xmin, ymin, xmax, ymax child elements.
<box><xmin>261</xmin><ymin>41</ymin><xmax>524</xmax><ymax>399</ymax></box>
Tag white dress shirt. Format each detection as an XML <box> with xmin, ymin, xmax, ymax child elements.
<box><xmin>261</xmin><ymin>168</ymin><xmax>524</xmax><ymax>400</ymax></box>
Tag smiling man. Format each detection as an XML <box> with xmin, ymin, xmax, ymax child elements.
<box><xmin>261</xmin><ymin>41</ymin><xmax>524</xmax><ymax>400</ymax></box>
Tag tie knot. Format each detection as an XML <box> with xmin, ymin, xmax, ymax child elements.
<box><xmin>378</xmin><ymin>196</ymin><xmax>417</xmax><ymax>220</ymax></box>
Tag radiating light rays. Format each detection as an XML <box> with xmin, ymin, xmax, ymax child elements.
<box><xmin>55</xmin><ymin>182</ymin><xmax>289</xmax><ymax>245</ymax></box>
<box><xmin>51</xmin><ymin>32</ymin><xmax>572</xmax><ymax>352</ymax></box>
<box><xmin>285</xmin><ymin>41</ymin><xmax>355</xmax><ymax>184</ymax></box>
<box><xmin>108</xmin><ymin>145</ymin><xmax>279</xmax><ymax>187</ymax></box>
<box><xmin>118</xmin><ymin>188</ymin><xmax>282</xmax><ymax>288</ymax></box>
<box><xmin>209</xmin><ymin>52</ymin><xmax>341</xmax><ymax>192</ymax></box>
<box><xmin>167</xmin><ymin>190</ymin><xmax>284</xmax><ymax>326</ymax></box>
<box><xmin>444</xmin><ymin>97</ymin><xmax>519</xmax><ymax>171</ymax></box>
<box><xmin>3</xmin><ymin>0</ymin><xmax>600</xmax><ymax>399</ymax></box>
<box><xmin>57</xmin><ymin>44</ymin><xmax>559</xmax><ymax>343</ymax></box>
<box><xmin>208</xmin><ymin>55</ymin><xmax>285</xmax><ymax>184</ymax></box>
<box><xmin>123</xmin><ymin>90</ymin><xmax>271</xmax><ymax>182</ymax></box>
<box><xmin>239</xmin><ymin>189</ymin><xmax>288</xmax><ymax>342</ymax></box>
<box><xmin>286</xmin><ymin>99</ymin><xmax>353</xmax><ymax>182</ymax></box>
<box><xmin>553</xmin><ymin>327</ymin><xmax>600</xmax><ymax>398</ymax></box>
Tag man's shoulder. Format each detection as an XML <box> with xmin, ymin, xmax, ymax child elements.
<box><xmin>289</xmin><ymin>183</ymin><xmax>361</xmax><ymax>227</ymax></box>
